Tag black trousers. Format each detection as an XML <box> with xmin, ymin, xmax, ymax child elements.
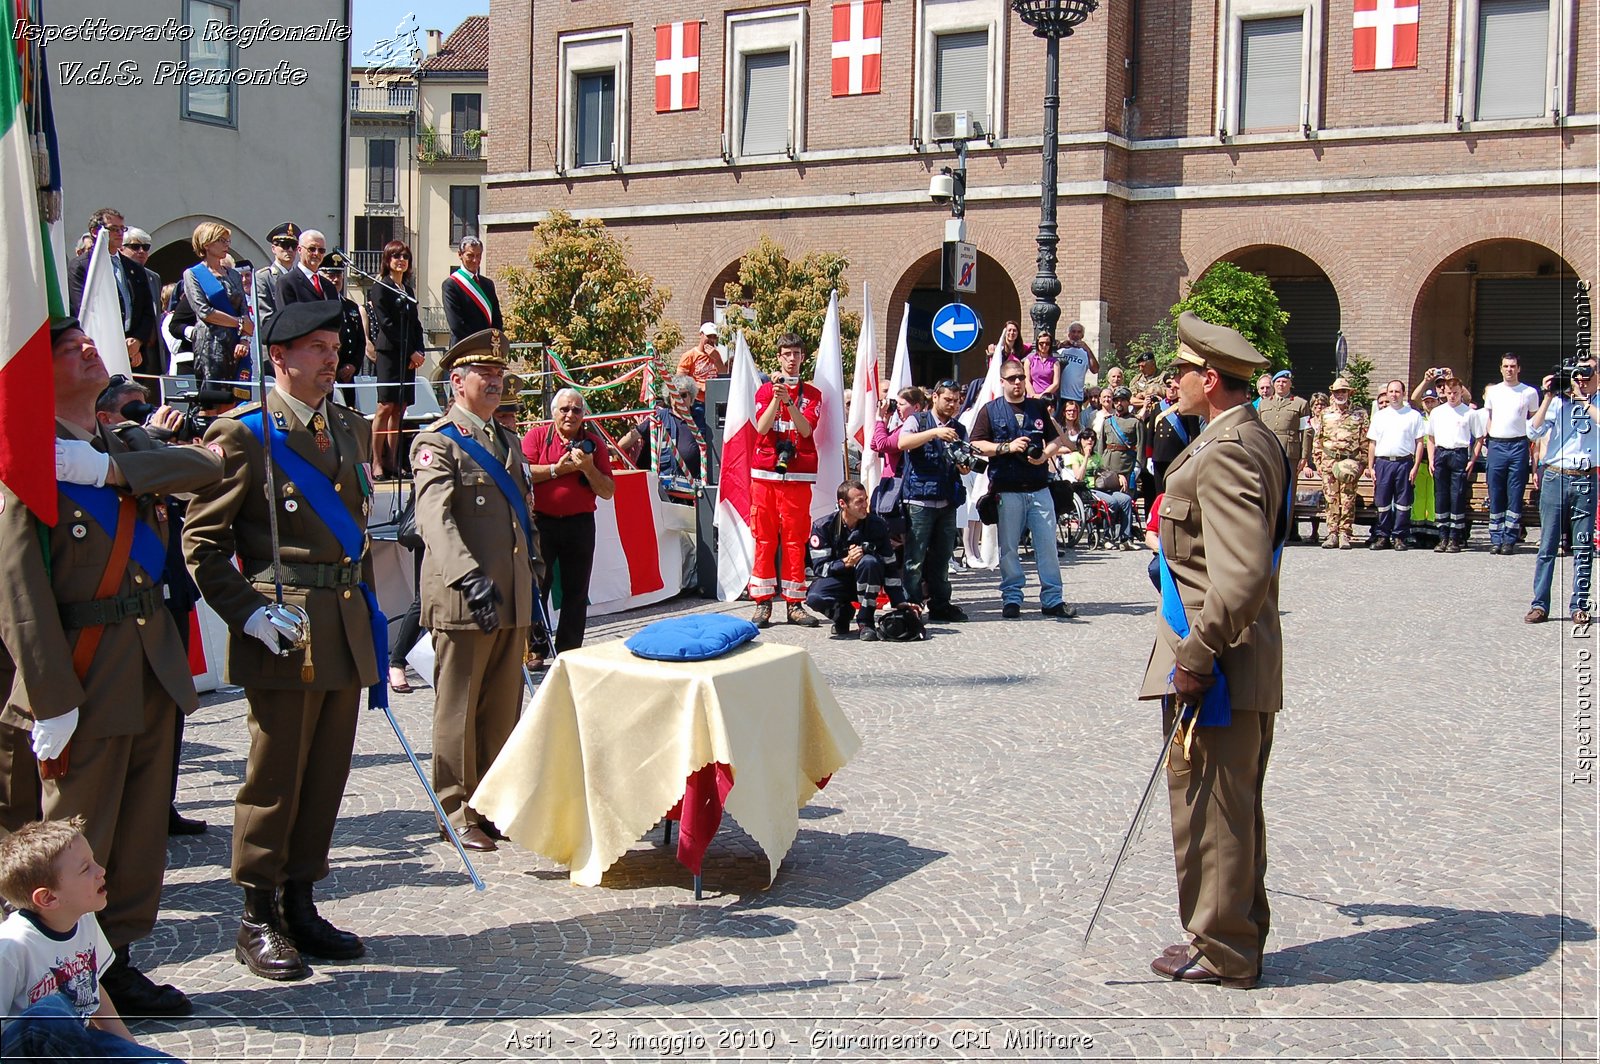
<box><xmin>535</xmin><ymin>511</ymin><xmax>597</xmax><ymax>653</ymax></box>
<box><xmin>389</xmin><ymin>547</ymin><xmax>426</xmax><ymax>663</ymax></box>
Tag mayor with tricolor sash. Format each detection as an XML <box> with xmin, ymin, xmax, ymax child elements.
<box><xmin>1139</xmin><ymin>312</ymin><xmax>1290</xmax><ymax>991</ymax></box>
<box><xmin>184</xmin><ymin>300</ymin><xmax>381</xmax><ymax>983</ymax></box>
<box><xmin>442</xmin><ymin>237</ymin><xmax>504</xmax><ymax>345</ymax></box>
<box><xmin>411</xmin><ymin>328</ymin><xmax>538</xmax><ymax>853</ymax></box>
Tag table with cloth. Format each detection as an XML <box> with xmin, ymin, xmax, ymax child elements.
<box><xmin>471</xmin><ymin>639</ymin><xmax>860</xmax><ymax>887</ymax></box>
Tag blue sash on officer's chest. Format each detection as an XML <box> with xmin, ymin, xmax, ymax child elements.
<box><xmin>436</xmin><ymin>424</ymin><xmax>534</xmax><ymax>555</ymax></box>
<box><xmin>1160</xmin><ymin>400</ymin><xmax>1190</xmax><ymax>445</ymax></box>
<box><xmin>244</xmin><ymin>410</ymin><xmax>389</xmax><ymax>710</ymax></box>
<box><xmin>1156</xmin><ymin>479</ymin><xmax>1293</xmax><ymax>727</ymax></box>
<box><xmin>58</xmin><ymin>483</ymin><xmax>167</xmax><ymax>584</ymax></box>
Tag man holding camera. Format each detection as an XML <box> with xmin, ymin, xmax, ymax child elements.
<box><xmin>522</xmin><ymin>388</ymin><xmax>614</xmax><ymax>652</ymax></box>
<box><xmin>894</xmin><ymin>380</ymin><xmax>971</xmax><ymax>621</ymax></box>
<box><xmin>1525</xmin><ymin>364</ymin><xmax>1598</xmax><ymax>625</ymax></box>
<box><xmin>806</xmin><ymin>480</ymin><xmax>903</xmax><ymax>639</ymax></box>
<box><xmin>970</xmin><ymin>358</ymin><xmax>1073</xmax><ymax>619</ymax></box>
<box><xmin>749</xmin><ymin>334</ymin><xmax>823</xmax><ymax>628</ymax></box>
<box><xmin>413</xmin><ymin>330</ymin><xmax>537</xmax><ymax>852</ymax></box>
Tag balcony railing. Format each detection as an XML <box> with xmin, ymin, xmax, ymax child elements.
<box><xmin>350</xmin><ymin>84</ymin><xmax>416</xmax><ymax>113</ymax></box>
<box><xmin>421</xmin><ymin>305</ymin><xmax>451</xmax><ymax>334</ymax></box>
<box><xmin>420</xmin><ymin>132</ymin><xmax>485</xmax><ymax>163</ymax></box>
<box><xmin>350</xmin><ymin>250</ymin><xmax>385</xmax><ymax>277</ymax></box>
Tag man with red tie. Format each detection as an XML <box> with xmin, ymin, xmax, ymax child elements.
<box><xmin>274</xmin><ymin>229</ymin><xmax>338</xmax><ymax>308</ymax></box>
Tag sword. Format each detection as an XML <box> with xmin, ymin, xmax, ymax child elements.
<box><xmin>377</xmin><ymin>699</ymin><xmax>486</xmax><ymax>891</ymax></box>
<box><xmin>1082</xmin><ymin>698</ymin><xmax>1195</xmax><ymax>948</ymax></box>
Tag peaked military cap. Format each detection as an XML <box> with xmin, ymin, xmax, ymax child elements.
<box><xmin>267</xmin><ymin>221</ymin><xmax>300</xmax><ymax>243</ymax></box>
<box><xmin>434</xmin><ymin>328</ymin><xmax>509</xmax><ymax>381</ymax></box>
<box><xmin>1175</xmin><ymin>311</ymin><xmax>1270</xmax><ymax>382</ymax></box>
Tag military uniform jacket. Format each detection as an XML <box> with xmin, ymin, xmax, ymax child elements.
<box><xmin>1257</xmin><ymin>394</ymin><xmax>1313</xmax><ymax>465</ymax></box>
<box><xmin>183</xmin><ymin>392</ymin><xmax>378</xmax><ymax>691</ymax></box>
<box><xmin>410</xmin><ymin>414</ymin><xmax>536</xmax><ymax>632</ymax></box>
<box><xmin>1140</xmin><ymin>403</ymin><xmax>1288</xmax><ymax>714</ymax></box>
<box><xmin>0</xmin><ymin>421</ymin><xmax>223</xmax><ymax>738</ymax></box>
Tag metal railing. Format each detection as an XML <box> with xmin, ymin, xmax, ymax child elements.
<box><xmin>447</xmin><ymin>133</ymin><xmax>483</xmax><ymax>160</ymax></box>
<box><xmin>350</xmin><ymin>84</ymin><xmax>416</xmax><ymax>113</ymax></box>
<box><xmin>350</xmin><ymin>250</ymin><xmax>385</xmax><ymax>277</ymax></box>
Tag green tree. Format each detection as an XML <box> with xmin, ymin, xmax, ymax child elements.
<box><xmin>1341</xmin><ymin>351</ymin><xmax>1375</xmax><ymax>411</ymax></box>
<box><xmin>1171</xmin><ymin>261</ymin><xmax>1290</xmax><ymax>371</ymax></box>
<box><xmin>723</xmin><ymin>236</ymin><xmax>860</xmax><ymax>375</ymax></box>
<box><xmin>499</xmin><ymin>211</ymin><xmax>683</xmax><ymax>414</ymax></box>
<box><xmin>1118</xmin><ymin>317</ymin><xmax>1179</xmax><ymax>375</ymax></box>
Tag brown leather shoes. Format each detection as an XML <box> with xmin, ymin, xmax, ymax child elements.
<box><xmin>442</xmin><ymin>824</ymin><xmax>498</xmax><ymax>851</ymax></box>
<box><xmin>1575</xmin><ymin>610</ymin><xmax>1592</xmax><ymax>627</ymax></box>
<box><xmin>1150</xmin><ymin>949</ymin><xmax>1259</xmax><ymax>990</ymax></box>
<box><xmin>1525</xmin><ymin>607</ymin><xmax>1548</xmax><ymax>624</ymax></box>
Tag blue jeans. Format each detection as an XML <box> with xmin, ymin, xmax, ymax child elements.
<box><xmin>1092</xmin><ymin>490</ymin><xmax>1136</xmax><ymax>541</ymax></box>
<box><xmin>1487</xmin><ymin>438</ymin><xmax>1531</xmax><ymax>545</ymax></box>
<box><xmin>997</xmin><ymin>488</ymin><xmax>1063</xmax><ymax>608</ymax></box>
<box><xmin>1</xmin><ymin>993</ymin><xmax>184</xmax><ymax>1061</ymax></box>
<box><xmin>1531</xmin><ymin>471</ymin><xmax>1596</xmax><ymax>614</ymax></box>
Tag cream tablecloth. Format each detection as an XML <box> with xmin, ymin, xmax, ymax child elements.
<box><xmin>471</xmin><ymin>638</ymin><xmax>860</xmax><ymax>886</ymax></box>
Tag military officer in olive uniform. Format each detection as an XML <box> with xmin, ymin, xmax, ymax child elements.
<box><xmin>1256</xmin><ymin>370</ymin><xmax>1313</xmax><ymax>540</ymax></box>
<box><xmin>184</xmin><ymin>300</ymin><xmax>378</xmax><ymax>982</ymax></box>
<box><xmin>1140</xmin><ymin>312</ymin><xmax>1289</xmax><ymax>991</ymax></box>
<box><xmin>411</xmin><ymin>329</ymin><xmax>537</xmax><ymax>853</ymax></box>
<box><xmin>0</xmin><ymin>319</ymin><xmax>223</xmax><ymax>1014</ymax></box>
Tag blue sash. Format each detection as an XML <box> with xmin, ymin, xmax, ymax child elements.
<box><xmin>186</xmin><ymin>263</ymin><xmax>237</xmax><ymax>313</ymax></box>
<box><xmin>58</xmin><ymin>483</ymin><xmax>167</xmax><ymax>585</ymax></box>
<box><xmin>1106</xmin><ymin>416</ymin><xmax>1139</xmax><ymax>493</ymax></box>
<box><xmin>436</xmin><ymin>424</ymin><xmax>534</xmax><ymax>555</ymax></box>
<box><xmin>1155</xmin><ymin>481</ymin><xmax>1292</xmax><ymax>727</ymax></box>
<box><xmin>244</xmin><ymin>411</ymin><xmax>389</xmax><ymax>710</ymax></box>
<box><xmin>1160</xmin><ymin>400</ymin><xmax>1190</xmax><ymax>445</ymax></box>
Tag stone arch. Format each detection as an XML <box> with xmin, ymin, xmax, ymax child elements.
<box><xmin>1184</xmin><ymin>216</ymin><xmax>1358</xmax><ymax>310</ymax></box>
<box><xmin>884</xmin><ymin>243</ymin><xmax>1021</xmax><ymax>385</ymax></box>
<box><xmin>146</xmin><ymin>214</ymin><xmax>265</xmax><ymax>285</ymax></box>
<box><xmin>1399</xmin><ymin>208</ymin><xmax>1588</xmax><ymax>322</ymax></box>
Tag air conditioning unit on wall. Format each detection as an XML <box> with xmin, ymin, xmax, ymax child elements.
<box><xmin>931</xmin><ymin>109</ymin><xmax>984</xmax><ymax>142</ymax></box>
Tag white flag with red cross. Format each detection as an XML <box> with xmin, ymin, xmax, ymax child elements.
<box><xmin>655</xmin><ymin>21</ymin><xmax>700</xmax><ymax>112</ymax></box>
<box><xmin>831</xmin><ymin>0</ymin><xmax>882</xmax><ymax>96</ymax></box>
<box><xmin>1353</xmin><ymin>0</ymin><xmax>1418</xmax><ymax>71</ymax></box>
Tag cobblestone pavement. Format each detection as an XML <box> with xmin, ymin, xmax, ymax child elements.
<box><xmin>131</xmin><ymin>536</ymin><xmax>1595</xmax><ymax>1062</ymax></box>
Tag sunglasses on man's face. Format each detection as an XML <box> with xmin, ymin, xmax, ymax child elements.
<box><xmin>1002</xmin><ymin>374</ymin><xmax>1026</xmax><ymax>384</ymax></box>
<box><xmin>124</xmin><ymin>243</ymin><xmax>150</xmax><ymax>251</ymax></box>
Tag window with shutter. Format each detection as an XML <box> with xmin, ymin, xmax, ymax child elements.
<box><xmin>1475</xmin><ymin>0</ymin><xmax>1549</xmax><ymax>120</ymax></box>
<box><xmin>1239</xmin><ymin>17</ymin><xmax>1302</xmax><ymax>132</ymax></box>
<box><xmin>575</xmin><ymin>72</ymin><xmax>615</xmax><ymax>167</ymax></box>
<box><xmin>367</xmin><ymin>140</ymin><xmax>397</xmax><ymax>203</ymax></box>
<box><xmin>741</xmin><ymin>51</ymin><xmax>792</xmax><ymax>156</ymax></box>
<box><xmin>450</xmin><ymin>187</ymin><xmax>480</xmax><ymax>247</ymax></box>
<box><xmin>934</xmin><ymin>30</ymin><xmax>990</xmax><ymax>128</ymax></box>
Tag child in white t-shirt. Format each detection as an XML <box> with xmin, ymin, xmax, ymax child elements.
<box><xmin>0</xmin><ymin>818</ymin><xmax>182</xmax><ymax>1061</ymax></box>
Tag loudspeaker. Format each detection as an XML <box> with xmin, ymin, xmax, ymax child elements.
<box><xmin>703</xmin><ymin>376</ymin><xmax>731</xmax><ymax>486</ymax></box>
<box><xmin>695</xmin><ymin>486</ymin><xmax>720</xmax><ymax>598</ymax></box>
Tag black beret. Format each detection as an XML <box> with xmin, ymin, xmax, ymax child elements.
<box><xmin>264</xmin><ymin>300</ymin><xmax>342</xmax><ymax>346</ymax></box>
<box><xmin>49</xmin><ymin>316</ymin><xmax>81</xmax><ymax>342</ymax></box>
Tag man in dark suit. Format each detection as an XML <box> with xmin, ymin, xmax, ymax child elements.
<box><xmin>255</xmin><ymin>222</ymin><xmax>300</xmax><ymax>341</ymax></box>
<box><xmin>442</xmin><ymin>235</ymin><xmax>503</xmax><ymax>345</ymax></box>
<box><xmin>121</xmin><ymin>227</ymin><xmax>163</xmax><ymax>367</ymax></box>
<box><xmin>67</xmin><ymin>207</ymin><xmax>158</xmax><ymax>370</ymax></box>
<box><xmin>275</xmin><ymin>229</ymin><xmax>338</xmax><ymax>308</ymax></box>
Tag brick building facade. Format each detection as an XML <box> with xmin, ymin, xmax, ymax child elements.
<box><xmin>484</xmin><ymin>0</ymin><xmax>1597</xmax><ymax>392</ymax></box>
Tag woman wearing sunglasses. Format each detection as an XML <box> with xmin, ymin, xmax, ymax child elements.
<box><xmin>365</xmin><ymin>239</ymin><xmax>425</xmax><ymax>478</ymax></box>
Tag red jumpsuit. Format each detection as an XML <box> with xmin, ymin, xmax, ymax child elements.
<box><xmin>749</xmin><ymin>380</ymin><xmax>822</xmax><ymax>603</ymax></box>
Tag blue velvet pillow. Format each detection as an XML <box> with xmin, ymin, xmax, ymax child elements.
<box><xmin>625</xmin><ymin>615</ymin><xmax>761</xmax><ymax>661</ymax></box>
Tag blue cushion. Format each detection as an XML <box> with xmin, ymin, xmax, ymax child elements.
<box><xmin>625</xmin><ymin>614</ymin><xmax>761</xmax><ymax>661</ymax></box>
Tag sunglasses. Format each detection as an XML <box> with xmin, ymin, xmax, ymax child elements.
<box><xmin>273</xmin><ymin>239</ymin><xmax>297</xmax><ymax>248</ymax></box>
<box><xmin>935</xmin><ymin>378</ymin><xmax>959</xmax><ymax>391</ymax></box>
<box><xmin>302</xmin><ymin>246</ymin><xmax>327</xmax><ymax>254</ymax></box>
<box><xmin>124</xmin><ymin>243</ymin><xmax>150</xmax><ymax>251</ymax></box>
<box><xmin>1002</xmin><ymin>374</ymin><xmax>1026</xmax><ymax>383</ymax></box>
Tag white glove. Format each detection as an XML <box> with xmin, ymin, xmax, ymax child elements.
<box><xmin>55</xmin><ymin>440</ymin><xmax>111</xmax><ymax>487</ymax></box>
<box><xmin>244</xmin><ymin>604</ymin><xmax>306</xmax><ymax>655</ymax></box>
<box><xmin>31</xmin><ymin>708</ymin><xmax>79</xmax><ymax>760</ymax></box>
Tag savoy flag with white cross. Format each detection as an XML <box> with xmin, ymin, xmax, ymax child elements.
<box><xmin>655</xmin><ymin>21</ymin><xmax>701</xmax><ymax>111</ymax></box>
<box><xmin>832</xmin><ymin>0</ymin><xmax>883</xmax><ymax>96</ymax></box>
<box><xmin>1353</xmin><ymin>0</ymin><xmax>1418</xmax><ymax>71</ymax></box>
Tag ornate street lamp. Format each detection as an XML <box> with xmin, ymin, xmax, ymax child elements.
<box><xmin>1011</xmin><ymin>0</ymin><xmax>1099</xmax><ymax>342</ymax></box>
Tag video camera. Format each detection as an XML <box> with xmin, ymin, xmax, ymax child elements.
<box><xmin>122</xmin><ymin>383</ymin><xmax>243</xmax><ymax>442</ymax></box>
<box><xmin>947</xmin><ymin>438</ymin><xmax>987</xmax><ymax>473</ymax></box>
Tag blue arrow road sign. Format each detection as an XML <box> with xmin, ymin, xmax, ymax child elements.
<box><xmin>931</xmin><ymin>302</ymin><xmax>982</xmax><ymax>354</ymax></box>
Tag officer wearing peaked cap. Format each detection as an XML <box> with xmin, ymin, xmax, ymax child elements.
<box><xmin>411</xmin><ymin>329</ymin><xmax>538</xmax><ymax>852</ymax></box>
<box><xmin>256</xmin><ymin>221</ymin><xmax>300</xmax><ymax>342</ymax></box>
<box><xmin>183</xmin><ymin>296</ymin><xmax>377</xmax><ymax>982</ymax></box>
<box><xmin>1139</xmin><ymin>311</ymin><xmax>1289</xmax><ymax>991</ymax></box>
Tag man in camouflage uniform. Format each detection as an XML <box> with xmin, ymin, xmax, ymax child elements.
<box><xmin>1312</xmin><ymin>377</ymin><xmax>1368</xmax><ymax>549</ymax></box>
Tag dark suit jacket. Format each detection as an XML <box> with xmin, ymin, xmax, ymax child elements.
<box><xmin>275</xmin><ymin>267</ymin><xmax>339</xmax><ymax>309</ymax></box>
<box><xmin>442</xmin><ymin>272</ymin><xmax>503</xmax><ymax>344</ymax></box>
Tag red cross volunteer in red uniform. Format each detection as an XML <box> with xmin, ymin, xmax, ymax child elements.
<box><xmin>749</xmin><ymin>333</ymin><xmax>822</xmax><ymax>628</ymax></box>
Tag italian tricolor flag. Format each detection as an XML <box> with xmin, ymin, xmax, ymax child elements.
<box><xmin>0</xmin><ymin>0</ymin><xmax>59</xmax><ymax>524</ymax></box>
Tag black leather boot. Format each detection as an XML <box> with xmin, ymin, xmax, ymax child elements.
<box><xmin>279</xmin><ymin>881</ymin><xmax>364</xmax><ymax>960</ymax></box>
<box><xmin>236</xmin><ymin>887</ymin><xmax>309</xmax><ymax>980</ymax></box>
<box><xmin>100</xmin><ymin>944</ymin><xmax>192</xmax><ymax>1017</ymax></box>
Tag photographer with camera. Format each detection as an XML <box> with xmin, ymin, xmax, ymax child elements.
<box><xmin>1523</xmin><ymin>363</ymin><xmax>1598</xmax><ymax>626</ymax></box>
<box><xmin>893</xmin><ymin>380</ymin><xmax>972</xmax><ymax>621</ymax></box>
<box><xmin>970</xmin><ymin>358</ymin><xmax>1075</xmax><ymax>619</ymax></box>
<box><xmin>805</xmin><ymin>480</ymin><xmax>904</xmax><ymax>639</ymax></box>
<box><xmin>522</xmin><ymin>388</ymin><xmax>614</xmax><ymax>652</ymax></box>
<box><xmin>748</xmin><ymin>334</ymin><xmax>824</xmax><ymax>628</ymax></box>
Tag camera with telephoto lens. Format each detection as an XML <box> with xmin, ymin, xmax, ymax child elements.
<box><xmin>773</xmin><ymin>438</ymin><xmax>797</xmax><ymax>475</ymax></box>
<box><xmin>567</xmin><ymin>437</ymin><xmax>596</xmax><ymax>455</ymax></box>
<box><xmin>947</xmin><ymin>438</ymin><xmax>987</xmax><ymax>473</ymax></box>
<box><xmin>121</xmin><ymin>383</ymin><xmax>237</xmax><ymax>442</ymax></box>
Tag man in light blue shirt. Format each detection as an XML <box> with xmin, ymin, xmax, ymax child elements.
<box><xmin>1526</xmin><ymin>364</ymin><xmax>1599</xmax><ymax>626</ymax></box>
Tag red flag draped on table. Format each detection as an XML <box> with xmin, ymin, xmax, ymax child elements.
<box><xmin>0</xmin><ymin>0</ymin><xmax>60</xmax><ymax>524</ymax></box>
<box><xmin>809</xmin><ymin>290</ymin><xmax>846</xmax><ymax>521</ymax></box>
<box><xmin>846</xmin><ymin>283</ymin><xmax>881</xmax><ymax>497</ymax></box>
<box><xmin>714</xmin><ymin>332</ymin><xmax>759</xmax><ymax>600</ymax></box>
<box><xmin>1353</xmin><ymin>0</ymin><xmax>1418</xmax><ymax>71</ymax></box>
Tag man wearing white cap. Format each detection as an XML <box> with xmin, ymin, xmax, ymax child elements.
<box><xmin>677</xmin><ymin>322</ymin><xmax>727</xmax><ymax>401</ymax></box>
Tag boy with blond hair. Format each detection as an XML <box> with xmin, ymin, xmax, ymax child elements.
<box><xmin>0</xmin><ymin>818</ymin><xmax>181</xmax><ymax>1061</ymax></box>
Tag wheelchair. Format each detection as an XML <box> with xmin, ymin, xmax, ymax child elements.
<box><xmin>1051</xmin><ymin>479</ymin><xmax>1117</xmax><ymax>550</ymax></box>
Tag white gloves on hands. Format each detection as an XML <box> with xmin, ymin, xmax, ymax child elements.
<box><xmin>31</xmin><ymin>708</ymin><xmax>79</xmax><ymax>760</ymax></box>
<box><xmin>55</xmin><ymin>440</ymin><xmax>110</xmax><ymax>487</ymax></box>
<box><xmin>244</xmin><ymin>604</ymin><xmax>307</xmax><ymax>655</ymax></box>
